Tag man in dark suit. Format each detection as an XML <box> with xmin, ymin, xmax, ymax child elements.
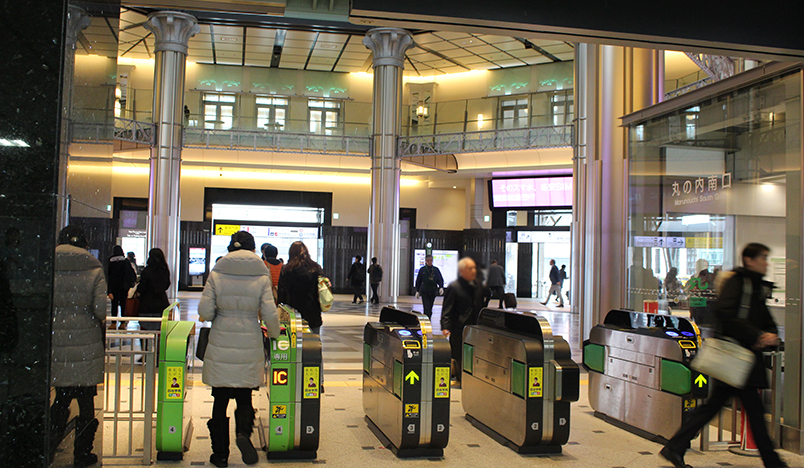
<box><xmin>660</xmin><ymin>243</ymin><xmax>787</xmax><ymax>468</ymax></box>
<box><xmin>486</xmin><ymin>259</ymin><xmax>506</xmax><ymax>308</ymax></box>
<box><xmin>441</xmin><ymin>257</ymin><xmax>487</xmax><ymax>386</ymax></box>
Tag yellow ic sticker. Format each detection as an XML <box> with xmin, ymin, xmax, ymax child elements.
<box><xmin>303</xmin><ymin>367</ymin><xmax>320</xmax><ymax>399</ymax></box>
<box><xmin>166</xmin><ymin>366</ymin><xmax>183</xmax><ymax>400</ymax></box>
<box><xmin>434</xmin><ymin>367</ymin><xmax>450</xmax><ymax>398</ymax></box>
<box><xmin>684</xmin><ymin>399</ymin><xmax>697</xmax><ymax>410</ymax></box>
<box><xmin>529</xmin><ymin>367</ymin><xmax>543</xmax><ymax>398</ymax></box>
<box><xmin>405</xmin><ymin>403</ymin><xmax>419</xmax><ymax>418</ymax></box>
<box><xmin>272</xmin><ymin>405</ymin><xmax>287</xmax><ymax>419</ymax></box>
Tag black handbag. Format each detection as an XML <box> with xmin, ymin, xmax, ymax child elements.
<box><xmin>196</xmin><ymin>327</ymin><xmax>211</xmax><ymax>361</ymax></box>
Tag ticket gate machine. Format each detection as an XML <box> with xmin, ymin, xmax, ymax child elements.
<box><xmin>584</xmin><ymin>310</ymin><xmax>707</xmax><ymax>442</ymax></box>
<box><xmin>156</xmin><ymin>303</ymin><xmax>196</xmax><ymax>460</ymax></box>
<box><xmin>257</xmin><ymin>305</ymin><xmax>322</xmax><ymax>459</ymax></box>
<box><xmin>462</xmin><ymin>308</ymin><xmax>580</xmax><ymax>454</ymax></box>
<box><xmin>363</xmin><ymin>307</ymin><xmax>451</xmax><ymax>457</ymax></box>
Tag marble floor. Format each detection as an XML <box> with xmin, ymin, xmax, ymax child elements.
<box><xmin>102</xmin><ymin>292</ymin><xmax>802</xmax><ymax>468</ymax></box>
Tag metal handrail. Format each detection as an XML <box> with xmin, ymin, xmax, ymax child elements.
<box><xmin>399</xmin><ymin>125</ymin><xmax>573</xmax><ymax>157</ymax></box>
<box><xmin>182</xmin><ymin>127</ymin><xmax>371</xmax><ymax>156</ymax></box>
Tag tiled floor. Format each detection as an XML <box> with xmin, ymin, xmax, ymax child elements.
<box><xmin>105</xmin><ymin>292</ymin><xmax>803</xmax><ymax>468</ymax></box>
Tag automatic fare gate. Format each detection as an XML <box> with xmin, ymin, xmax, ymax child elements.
<box><xmin>363</xmin><ymin>307</ymin><xmax>451</xmax><ymax>457</ymax></box>
<box><xmin>257</xmin><ymin>305</ymin><xmax>322</xmax><ymax>459</ymax></box>
<box><xmin>584</xmin><ymin>310</ymin><xmax>707</xmax><ymax>442</ymax></box>
<box><xmin>462</xmin><ymin>308</ymin><xmax>580</xmax><ymax>454</ymax></box>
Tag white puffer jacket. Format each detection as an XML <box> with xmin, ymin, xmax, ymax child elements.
<box><xmin>199</xmin><ymin>249</ymin><xmax>281</xmax><ymax>388</ymax></box>
<box><xmin>51</xmin><ymin>244</ymin><xmax>107</xmax><ymax>387</ymax></box>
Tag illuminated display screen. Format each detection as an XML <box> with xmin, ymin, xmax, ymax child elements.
<box><xmin>489</xmin><ymin>176</ymin><xmax>573</xmax><ymax>210</ymax></box>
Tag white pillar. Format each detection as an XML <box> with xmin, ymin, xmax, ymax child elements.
<box><xmin>363</xmin><ymin>28</ymin><xmax>414</xmax><ymax>303</ymax></box>
<box><xmin>572</xmin><ymin>44</ymin><xmax>662</xmax><ymax>342</ymax></box>
<box><xmin>144</xmin><ymin>11</ymin><xmax>199</xmax><ymax>300</ymax></box>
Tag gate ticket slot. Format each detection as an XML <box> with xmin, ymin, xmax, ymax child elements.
<box><xmin>258</xmin><ymin>305</ymin><xmax>322</xmax><ymax>460</ymax></box>
<box><xmin>584</xmin><ymin>310</ymin><xmax>706</xmax><ymax>442</ymax></box>
<box><xmin>462</xmin><ymin>308</ymin><xmax>580</xmax><ymax>454</ymax></box>
<box><xmin>363</xmin><ymin>307</ymin><xmax>451</xmax><ymax>458</ymax></box>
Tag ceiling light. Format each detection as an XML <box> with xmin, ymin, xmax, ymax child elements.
<box><xmin>333</xmin><ymin>213</ymin><xmax>340</xmax><ymax>219</ymax></box>
<box><xmin>0</xmin><ymin>139</ymin><xmax>29</xmax><ymax>147</ymax></box>
<box><xmin>681</xmin><ymin>215</ymin><xmax>710</xmax><ymax>226</ymax></box>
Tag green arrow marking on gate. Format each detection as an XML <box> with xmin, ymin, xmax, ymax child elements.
<box><xmin>695</xmin><ymin>374</ymin><xmax>707</xmax><ymax>388</ymax></box>
<box><xmin>405</xmin><ymin>371</ymin><xmax>420</xmax><ymax>385</ymax></box>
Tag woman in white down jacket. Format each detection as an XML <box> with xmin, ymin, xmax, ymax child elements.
<box><xmin>199</xmin><ymin>231</ymin><xmax>281</xmax><ymax>467</ymax></box>
<box><xmin>51</xmin><ymin>225</ymin><xmax>106</xmax><ymax>467</ymax></box>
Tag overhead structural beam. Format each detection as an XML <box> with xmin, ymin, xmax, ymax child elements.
<box><xmin>515</xmin><ymin>37</ymin><xmax>562</xmax><ymax>62</ymax></box>
<box><xmin>271</xmin><ymin>29</ymin><xmax>286</xmax><ymax>67</ymax></box>
<box><xmin>416</xmin><ymin>44</ymin><xmax>471</xmax><ymax>70</ymax></box>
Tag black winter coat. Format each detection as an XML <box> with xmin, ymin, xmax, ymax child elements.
<box><xmin>714</xmin><ymin>267</ymin><xmax>779</xmax><ymax>389</ymax></box>
<box><xmin>107</xmin><ymin>256</ymin><xmax>136</xmax><ymax>296</ymax></box>
<box><xmin>278</xmin><ymin>264</ymin><xmax>323</xmax><ymax>329</ymax></box>
<box><xmin>347</xmin><ymin>261</ymin><xmax>365</xmax><ymax>287</ymax></box>
<box><xmin>441</xmin><ymin>277</ymin><xmax>487</xmax><ymax>333</ymax></box>
<box><xmin>138</xmin><ymin>266</ymin><xmax>170</xmax><ymax>318</ymax></box>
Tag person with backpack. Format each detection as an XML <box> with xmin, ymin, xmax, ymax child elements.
<box><xmin>367</xmin><ymin>257</ymin><xmax>383</xmax><ymax>305</ymax></box>
<box><xmin>277</xmin><ymin>241</ymin><xmax>324</xmax><ymax>334</ymax></box>
<box><xmin>415</xmin><ymin>254</ymin><xmax>444</xmax><ymax>318</ymax></box>
<box><xmin>661</xmin><ymin>243</ymin><xmax>788</xmax><ymax>468</ymax></box>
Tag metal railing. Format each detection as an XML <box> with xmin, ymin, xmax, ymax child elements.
<box><xmin>399</xmin><ymin>125</ymin><xmax>573</xmax><ymax>157</ymax></box>
<box><xmin>183</xmin><ymin>128</ymin><xmax>371</xmax><ymax>156</ymax></box>
<box><xmin>665</xmin><ymin>77</ymin><xmax>714</xmax><ymax>100</ymax></box>
<box><xmin>103</xmin><ymin>317</ymin><xmax>163</xmax><ymax>465</ymax></box>
<box><xmin>114</xmin><ymin>118</ymin><xmax>156</xmax><ymax>145</ymax></box>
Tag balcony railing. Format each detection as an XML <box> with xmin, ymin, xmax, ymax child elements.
<box><xmin>69</xmin><ymin>118</ymin><xmax>155</xmax><ymax>146</ymax></box>
<box><xmin>399</xmin><ymin>125</ymin><xmax>573</xmax><ymax>157</ymax></box>
<box><xmin>182</xmin><ymin>128</ymin><xmax>371</xmax><ymax>156</ymax></box>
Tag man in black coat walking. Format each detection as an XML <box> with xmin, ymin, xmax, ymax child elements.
<box><xmin>347</xmin><ymin>255</ymin><xmax>365</xmax><ymax>304</ymax></box>
<box><xmin>661</xmin><ymin>243</ymin><xmax>787</xmax><ymax>468</ymax></box>
<box><xmin>486</xmin><ymin>259</ymin><xmax>505</xmax><ymax>308</ymax></box>
<box><xmin>541</xmin><ymin>259</ymin><xmax>563</xmax><ymax>307</ymax></box>
<box><xmin>441</xmin><ymin>257</ymin><xmax>487</xmax><ymax>386</ymax></box>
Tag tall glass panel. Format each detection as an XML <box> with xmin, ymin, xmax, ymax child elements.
<box><xmin>626</xmin><ymin>71</ymin><xmax>802</xmax><ymax>343</ymax></box>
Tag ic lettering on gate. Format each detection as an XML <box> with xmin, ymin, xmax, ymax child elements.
<box><xmin>273</xmin><ymin>369</ymin><xmax>289</xmax><ymax>385</ymax></box>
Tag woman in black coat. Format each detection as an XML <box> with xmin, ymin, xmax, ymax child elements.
<box><xmin>138</xmin><ymin>248</ymin><xmax>171</xmax><ymax>332</ymax></box>
<box><xmin>277</xmin><ymin>241</ymin><xmax>323</xmax><ymax>334</ymax></box>
<box><xmin>107</xmin><ymin>245</ymin><xmax>136</xmax><ymax>323</ymax></box>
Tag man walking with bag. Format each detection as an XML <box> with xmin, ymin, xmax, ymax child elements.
<box><xmin>660</xmin><ymin>243</ymin><xmax>787</xmax><ymax>468</ymax></box>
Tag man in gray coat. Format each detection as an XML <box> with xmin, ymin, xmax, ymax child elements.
<box><xmin>51</xmin><ymin>226</ymin><xmax>107</xmax><ymax>467</ymax></box>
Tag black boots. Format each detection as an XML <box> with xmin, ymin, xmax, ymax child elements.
<box><xmin>234</xmin><ymin>408</ymin><xmax>258</xmax><ymax>465</ymax></box>
<box><xmin>207</xmin><ymin>418</ymin><xmax>230</xmax><ymax>468</ymax></box>
<box><xmin>73</xmin><ymin>418</ymin><xmax>99</xmax><ymax>468</ymax></box>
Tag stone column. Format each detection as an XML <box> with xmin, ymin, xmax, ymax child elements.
<box><xmin>363</xmin><ymin>28</ymin><xmax>414</xmax><ymax>302</ymax></box>
<box><xmin>144</xmin><ymin>11</ymin><xmax>199</xmax><ymax>300</ymax></box>
<box><xmin>57</xmin><ymin>6</ymin><xmax>91</xmax><ymax>230</ymax></box>
<box><xmin>571</xmin><ymin>44</ymin><xmax>663</xmax><ymax>342</ymax></box>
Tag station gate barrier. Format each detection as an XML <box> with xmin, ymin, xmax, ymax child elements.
<box><xmin>258</xmin><ymin>305</ymin><xmax>322</xmax><ymax>459</ymax></box>
<box><xmin>584</xmin><ymin>309</ymin><xmax>708</xmax><ymax>441</ymax></box>
<box><xmin>462</xmin><ymin>308</ymin><xmax>580</xmax><ymax>454</ymax></box>
<box><xmin>363</xmin><ymin>307</ymin><xmax>451</xmax><ymax>457</ymax></box>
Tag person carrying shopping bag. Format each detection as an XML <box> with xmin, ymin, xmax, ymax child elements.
<box><xmin>199</xmin><ymin>231</ymin><xmax>282</xmax><ymax>467</ymax></box>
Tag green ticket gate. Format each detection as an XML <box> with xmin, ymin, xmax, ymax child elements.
<box><xmin>584</xmin><ymin>310</ymin><xmax>707</xmax><ymax>442</ymax></box>
<box><xmin>257</xmin><ymin>305</ymin><xmax>322</xmax><ymax>459</ymax></box>
<box><xmin>363</xmin><ymin>307</ymin><xmax>451</xmax><ymax>458</ymax></box>
<box><xmin>156</xmin><ymin>302</ymin><xmax>196</xmax><ymax>460</ymax></box>
<box><xmin>462</xmin><ymin>308</ymin><xmax>580</xmax><ymax>454</ymax></box>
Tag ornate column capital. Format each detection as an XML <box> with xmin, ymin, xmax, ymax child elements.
<box><xmin>363</xmin><ymin>28</ymin><xmax>414</xmax><ymax>68</ymax></box>
<box><xmin>144</xmin><ymin>11</ymin><xmax>200</xmax><ymax>55</ymax></box>
<box><xmin>66</xmin><ymin>6</ymin><xmax>91</xmax><ymax>49</ymax></box>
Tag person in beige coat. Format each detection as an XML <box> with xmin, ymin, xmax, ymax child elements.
<box><xmin>51</xmin><ymin>225</ymin><xmax>106</xmax><ymax>468</ymax></box>
<box><xmin>199</xmin><ymin>231</ymin><xmax>281</xmax><ymax>467</ymax></box>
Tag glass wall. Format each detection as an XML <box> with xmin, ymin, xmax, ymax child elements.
<box><xmin>626</xmin><ymin>71</ymin><xmax>801</xmax><ymax>338</ymax></box>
